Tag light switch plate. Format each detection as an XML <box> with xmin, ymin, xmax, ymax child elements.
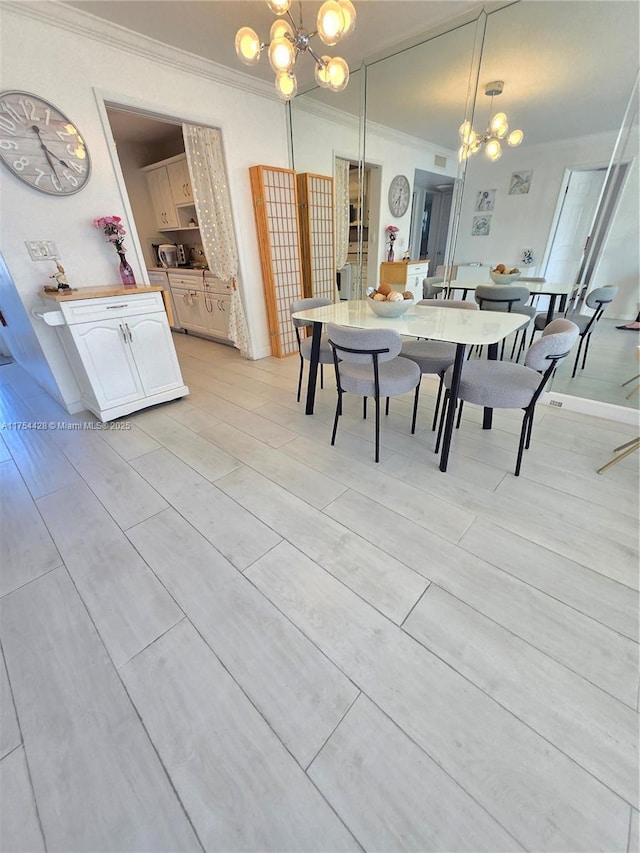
<box><xmin>26</xmin><ymin>241</ymin><xmax>58</xmax><ymax>261</ymax></box>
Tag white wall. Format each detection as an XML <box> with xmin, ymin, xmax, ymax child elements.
<box><xmin>453</xmin><ymin>131</ymin><xmax>639</xmax><ymax>318</ymax></box>
<box><xmin>0</xmin><ymin>4</ymin><xmax>289</xmax><ymax>409</ymax></box>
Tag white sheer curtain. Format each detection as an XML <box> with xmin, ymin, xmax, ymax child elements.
<box><xmin>182</xmin><ymin>124</ymin><xmax>252</xmax><ymax>358</ymax></box>
<box><xmin>334</xmin><ymin>157</ymin><xmax>350</xmax><ymax>270</ymax></box>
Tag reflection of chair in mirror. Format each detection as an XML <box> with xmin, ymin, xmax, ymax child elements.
<box><xmin>422</xmin><ymin>276</ymin><xmax>446</xmax><ymax>299</ymax></box>
<box><xmin>437</xmin><ymin>319</ymin><xmax>579</xmax><ymax>476</ymax></box>
<box><xmin>291</xmin><ymin>297</ymin><xmax>333</xmax><ymax>403</ymax></box>
<box><xmin>399</xmin><ymin>299</ymin><xmax>478</xmax><ymax>431</ymax></box>
<box><xmin>530</xmin><ymin>286</ymin><xmax>618</xmax><ymax>378</ymax></box>
<box><xmin>327</xmin><ymin>324</ymin><xmax>421</xmax><ymax>463</ymax></box>
<box><xmin>473</xmin><ymin>284</ymin><xmax>536</xmax><ymax>361</ymax></box>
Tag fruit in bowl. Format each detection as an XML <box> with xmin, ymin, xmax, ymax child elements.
<box><xmin>490</xmin><ymin>264</ymin><xmax>521</xmax><ymax>285</ymax></box>
<box><xmin>366</xmin><ymin>285</ymin><xmax>414</xmax><ymax>317</ymax></box>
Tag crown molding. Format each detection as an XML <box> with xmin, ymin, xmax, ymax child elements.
<box><xmin>1</xmin><ymin>1</ymin><xmax>279</xmax><ymax>102</ymax></box>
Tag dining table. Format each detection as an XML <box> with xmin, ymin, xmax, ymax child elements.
<box><xmin>291</xmin><ymin>299</ymin><xmax>525</xmax><ymax>472</ymax></box>
<box><xmin>446</xmin><ymin>279</ymin><xmax>574</xmax><ymax>326</ymax></box>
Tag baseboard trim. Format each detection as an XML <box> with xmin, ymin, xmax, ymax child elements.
<box><xmin>542</xmin><ymin>391</ymin><xmax>639</xmax><ymax>426</ymax></box>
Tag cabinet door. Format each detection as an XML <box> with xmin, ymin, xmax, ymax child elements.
<box><xmin>126</xmin><ymin>312</ymin><xmax>185</xmax><ymax>396</ymax></box>
<box><xmin>146</xmin><ymin>167</ymin><xmax>179</xmax><ymax>229</ymax></box>
<box><xmin>167</xmin><ymin>158</ymin><xmax>192</xmax><ymax>205</ymax></box>
<box><xmin>210</xmin><ymin>295</ymin><xmax>231</xmax><ymax>339</ymax></box>
<box><xmin>171</xmin><ymin>287</ymin><xmax>211</xmax><ymax>335</ymax></box>
<box><xmin>70</xmin><ymin>319</ymin><xmax>144</xmax><ymax>408</ymax></box>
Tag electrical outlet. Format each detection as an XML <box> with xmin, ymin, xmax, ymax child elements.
<box><xmin>25</xmin><ymin>241</ymin><xmax>58</xmax><ymax>261</ymax></box>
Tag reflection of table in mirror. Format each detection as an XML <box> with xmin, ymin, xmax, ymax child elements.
<box><xmin>291</xmin><ymin>300</ymin><xmax>524</xmax><ymax>472</ymax></box>
<box><xmin>446</xmin><ymin>280</ymin><xmax>573</xmax><ymax>326</ymax></box>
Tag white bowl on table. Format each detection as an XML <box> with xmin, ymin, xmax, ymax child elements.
<box><xmin>366</xmin><ymin>296</ymin><xmax>414</xmax><ymax>317</ymax></box>
<box><xmin>489</xmin><ymin>270</ymin><xmax>521</xmax><ymax>285</ymax></box>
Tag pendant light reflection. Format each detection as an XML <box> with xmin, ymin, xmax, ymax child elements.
<box><xmin>235</xmin><ymin>0</ymin><xmax>356</xmax><ymax>101</ymax></box>
<box><xmin>458</xmin><ymin>81</ymin><xmax>524</xmax><ymax>162</ymax></box>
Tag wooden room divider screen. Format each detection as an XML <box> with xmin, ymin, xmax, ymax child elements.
<box><xmin>250</xmin><ymin>165</ymin><xmax>336</xmax><ymax>358</ymax></box>
<box><xmin>249</xmin><ymin>165</ymin><xmax>304</xmax><ymax>358</ymax></box>
<box><xmin>296</xmin><ymin>172</ymin><xmax>336</xmax><ymax>302</ymax></box>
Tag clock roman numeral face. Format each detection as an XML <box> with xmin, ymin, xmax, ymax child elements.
<box><xmin>0</xmin><ymin>91</ymin><xmax>91</xmax><ymax>195</ymax></box>
<box><xmin>389</xmin><ymin>175</ymin><xmax>410</xmax><ymax>217</ymax></box>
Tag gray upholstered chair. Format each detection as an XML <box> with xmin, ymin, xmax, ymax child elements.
<box><xmin>437</xmin><ymin>318</ymin><xmax>579</xmax><ymax>476</ymax></box>
<box><xmin>399</xmin><ymin>299</ymin><xmax>478</xmax><ymax>432</ymax></box>
<box><xmin>327</xmin><ymin>324</ymin><xmax>421</xmax><ymax>463</ymax></box>
<box><xmin>290</xmin><ymin>297</ymin><xmax>333</xmax><ymax>402</ymax></box>
<box><xmin>530</xmin><ymin>286</ymin><xmax>618</xmax><ymax>378</ymax></box>
<box><xmin>474</xmin><ymin>284</ymin><xmax>537</xmax><ymax>361</ymax></box>
<box><xmin>422</xmin><ymin>276</ymin><xmax>446</xmax><ymax>299</ymax></box>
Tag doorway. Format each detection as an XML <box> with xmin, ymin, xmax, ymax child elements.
<box><xmin>542</xmin><ymin>168</ymin><xmax>607</xmax><ymax>285</ymax></box>
<box><xmin>409</xmin><ymin>169</ymin><xmax>454</xmax><ymax>269</ymax></box>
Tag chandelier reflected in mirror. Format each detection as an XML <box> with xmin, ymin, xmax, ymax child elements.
<box><xmin>235</xmin><ymin>0</ymin><xmax>356</xmax><ymax>101</ymax></box>
<box><xmin>459</xmin><ymin>81</ymin><xmax>524</xmax><ymax>162</ymax></box>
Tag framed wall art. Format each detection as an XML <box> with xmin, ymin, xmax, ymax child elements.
<box><xmin>475</xmin><ymin>189</ymin><xmax>496</xmax><ymax>211</ymax></box>
<box><xmin>509</xmin><ymin>171</ymin><xmax>533</xmax><ymax>195</ymax></box>
<box><xmin>471</xmin><ymin>215</ymin><xmax>491</xmax><ymax>236</ymax></box>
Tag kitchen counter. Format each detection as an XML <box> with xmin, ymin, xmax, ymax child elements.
<box><xmin>42</xmin><ymin>285</ymin><xmax>165</xmax><ymax>302</ymax></box>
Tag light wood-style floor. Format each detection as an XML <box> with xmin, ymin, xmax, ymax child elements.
<box><xmin>1</xmin><ymin>332</ymin><xmax>638</xmax><ymax>853</ymax></box>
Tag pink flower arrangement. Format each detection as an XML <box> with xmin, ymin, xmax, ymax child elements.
<box><xmin>386</xmin><ymin>224</ymin><xmax>399</xmax><ymax>244</ymax></box>
<box><xmin>94</xmin><ymin>215</ymin><xmax>127</xmax><ymax>254</ymax></box>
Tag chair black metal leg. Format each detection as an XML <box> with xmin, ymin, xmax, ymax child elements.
<box><xmin>431</xmin><ymin>375</ymin><xmax>444</xmax><ymax>431</ymax></box>
<box><xmin>515</xmin><ymin>414</ymin><xmax>529</xmax><ymax>476</ymax></box>
<box><xmin>320</xmin><ymin>363</ymin><xmax>324</xmax><ymax>390</ymax></box>
<box><xmin>385</xmin><ymin>397</ymin><xmax>390</xmax><ymax>417</ymax></box>
<box><xmin>363</xmin><ymin>397</ymin><xmax>367</xmax><ymax>420</ymax></box>
<box><xmin>571</xmin><ymin>336</ymin><xmax>584</xmax><ymax>378</ymax></box>
<box><xmin>455</xmin><ymin>399</ymin><xmax>464</xmax><ymax>428</ymax></box>
<box><xmin>411</xmin><ymin>384</ymin><xmax>420</xmax><ymax>435</ymax></box>
<box><xmin>510</xmin><ymin>333</ymin><xmax>518</xmax><ymax>360</ymax></box>
<box><xmin>525</xmin><ymin>407</ymin><xmax>535</xmax><ymax>448</ymax></box>
<box><xmin>374</xmin><ymin>395</ymin><xmax>381</xmax><ymax>463</ymax></box>
<box><xmin>581</xmin><ymin>333</ymin><xmax>592</xmax><ymax>370</ymax></box>
<box><xmin>297</xmin><ymin>356</ymin><xmax>304</xmax><ymax>402</ymax></box>
<box><xmin>331</xmin><ymin>390</ymin><xmax>342</xmax><ymax>446</ymax></box>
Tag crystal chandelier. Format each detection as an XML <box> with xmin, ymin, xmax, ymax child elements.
<box><xmin>235</xmin><ymin>0</ymin><xmax>356</xmax><ymax>101</ymax></box>
<box><xmin>459</xmin><ymin>81</ymin><xmax>524</xmax><ymax>162</ymax></box>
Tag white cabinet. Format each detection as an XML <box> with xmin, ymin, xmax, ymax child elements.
<box><xmin>147</xmin><ymin>269</ymin><xmax>181</xmax><ymax>330</ymax></box>
<box><xmin>57</xmin><ymin>292</ymin><xmax>188</xmax><ymax>421</ymax></box>
<box><xmin>167</xmin><ymin>271</ymin><xmax>232</xmax><ymax>343</ymax></box>
<box><xmin>167</xmin><ymin>158</ymin><xmax>192</xmax><ymax>204</ymax></box>
<box><xmin>143</xmin><ymin>155</ymin><xmax>197</xmax><ymax>232</ymax></box>
<box><xmin>146</xmin><ymin>166</ymin><xmax>179</xmax><ymax>229</ymax></box>
<box><xmin>379</xmin><ymin>261</ymin><xmax>430</xmax><ymax>301</ymax></box>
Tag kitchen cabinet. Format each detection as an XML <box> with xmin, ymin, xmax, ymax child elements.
<box><xmin>143</xmin><ymin>154</ymin><xmax>197</xmax><ymax>232</ymax></box>
<box><xmin>167</xmin><ymin>270</ymin><xmax>232</xmax><ymax>343</ymax></box>
<box><xmin>145</xmin><ymin>165</ymin><xmax>180</xmax><ymax>229</ymax></box>
<box><xmin>49</xmin><ymin>289</ymin><xmax>188</xmax><ymax>421</ymax></box>
<box><xmin>167</xmin><ymin>158</ymin><xmax>192</xmax><ymax>204</ymax></box>
<box><xmin>379</xmin><ymin>260</ymin><xmax>430</xmax><ymax>301</ymax></box>
<box><xmin>147</xmin><ymin>269</ymin><xmax>182</xmax><ymax>331</ymax></box>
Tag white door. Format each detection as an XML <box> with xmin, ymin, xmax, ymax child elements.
<box><xmin>543</xmin><ymin>169</ymin><xmax>606</xmax><ymax>284</ymax></box>
<box><xmin>127</xmin><ymin>312</ymin><xmax>184</xmax><ymax>395</ymax></box>
<box><xmin>146</xmin><ymin>167</ymin><xmax>179</xmax><ymax>229</ymax></box>
<box><xmin>70</xmin><ymin>319</ymin><xmax>143</xmax><ymax>408</ymax></box>
<box><xmin>167</xmin><ymin>158</ymin><xmax>192</xmax><ymax>205</ymax></box>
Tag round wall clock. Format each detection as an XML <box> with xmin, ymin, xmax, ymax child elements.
<box><xmin>0</xmin><ymin>91</ymin><xmax>91</xmax><ymax>195</ymax></box>
<box><xmin>388</xmin><ymin>174</ymin><xmax>410</xmax><ymax>217</ymax></box>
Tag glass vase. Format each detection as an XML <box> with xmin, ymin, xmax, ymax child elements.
<box><xmin>118</xmin><ymin>252</ymin><xmax>136</xmax><ymax>288</ymax></box>
<box><xmin>387</xmin><ymin>245</ymin><xmax>395</xmax><ymax>262</ymax></box>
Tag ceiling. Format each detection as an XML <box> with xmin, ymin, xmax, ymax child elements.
<box><xmin>67</xmin><ymin>0</ymin><xmax>639</xmax><ymax>150</ymax></box>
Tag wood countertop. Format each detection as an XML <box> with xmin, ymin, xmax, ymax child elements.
<box><xmin>41</xmin><ymin>285</ymin><xmax>165</xmax><ymax>302</ymax></box>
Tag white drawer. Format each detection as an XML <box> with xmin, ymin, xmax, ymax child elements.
<box><xmin>168</xmin><ymin>272</ymin><xmax>207</xmax><ymax>289</ymax></box>
<box><xmin>409</xmin><ymin>263</ymin><xmax>429</xmax><ymax>277</ymax></box>
<box><xmin>59</xmin><ymin>293</ymin><xmax>165</xmax><ymax>325</ymax></box>
<box><xmin>203</xmin><ymin>277</ymin><xmax>233</xmax><ymax>295</ymax></box>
